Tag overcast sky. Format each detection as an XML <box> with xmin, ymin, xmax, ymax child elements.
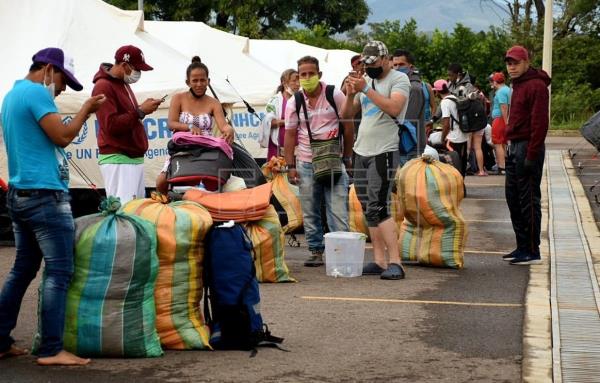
<box><xmin>365</xmin><ymin>0</ymin><xmax>507</xmax><ymax>32</ymax></box>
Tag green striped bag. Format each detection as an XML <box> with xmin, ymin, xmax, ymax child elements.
<box><xmin>244</xmin><ymin>205</ymin><xmax>296</xmax><ymax>283</ymax></box>
<box><xmin>62</xmin><ymin>197</ymin><xmax>162</xmax><ymax>357</ymax></box>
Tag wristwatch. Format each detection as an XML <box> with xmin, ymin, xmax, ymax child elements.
<box><xmin>342</xmin><ymin>157</ymin><xmax>352</xmax><ymax>163</ymax></box>
<box><xmin>188</xmin><ymin>123</ymin><xmax>194</xmax><ymax>131</ymax></box>
<box><xmin>136</xmin><ymin>108</ymin><xmax>146</xmax><ymax>120</ymax></box>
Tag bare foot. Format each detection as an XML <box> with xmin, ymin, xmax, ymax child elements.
<box><xmin>37</xmin><ymin>350</ymin><xmax>91</xmax><ymax>366</ymax></box>
<box><xmin>0</xmin><ymin>345</ymin><xmax>28</xmax><ymax>359</ymax></box>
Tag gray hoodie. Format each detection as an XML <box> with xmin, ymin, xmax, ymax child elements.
<box><xmin>449</xmin><ymin>72</ymin><xmax>476</xmax><ymax>98</ymax></box>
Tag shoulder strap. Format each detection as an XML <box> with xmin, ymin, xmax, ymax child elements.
<box><xmin>325</xmin><ymin>85</ymin><xmax>337</xmax><ymax>117</ymax></box>
<box><xmin>294</xmin><ymin>91</ymin><xmax>314</xmax><ymax>142</ymax></box>
<box><xmin>444</xmin><ymin>96</ymin><xmax>460</xmax><ymax>127</ymax></box>
<box><xmin>325</xmin><ymin>84</ymin><xmax>343</xmax><ymax>138</ymax></box>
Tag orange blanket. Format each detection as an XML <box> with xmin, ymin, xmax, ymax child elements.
<box><xmin>183</xmin><ymin>182</ymin><xmax>273</xmax><ymax>222</ymax></box>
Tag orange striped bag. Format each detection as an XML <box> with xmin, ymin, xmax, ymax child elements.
<box><xmin>262</xmin><ymin>157</ymin><xmax>303</xmax><ymax>233</ymax></box>
<box><xmin>349</xmin><ymin>184</ymin><xmax>370</xmax><ymax>238</ymax></box>
<box><xmin>244</xmin><ymin>205</ymin><xmax>296</xmax><ymax>283</ymax></box>
<box><xmin>394</xmin><ymin>156</ymin><xmax>467</xmax><ymax>269</ymax></box>
<box><xmin>123</xmin><ymin>193</ymin><xmax>213</xmax><ymax>349</ymax></box>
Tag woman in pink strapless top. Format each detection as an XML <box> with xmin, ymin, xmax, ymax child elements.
<box><xmin>157</xmin><ymin>56</ymin><xmax>235</xmax><ymax>194</ymax></box>
<box><xmin>167</xmin><ymin>56</ymin><xmax>234</xmax><ymax>142</ymax></box>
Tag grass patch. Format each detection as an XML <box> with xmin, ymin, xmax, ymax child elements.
<box><xmin>550</xmin><ymin>118</ymin><xmax>586</xmax><ymax>130</ymax></box>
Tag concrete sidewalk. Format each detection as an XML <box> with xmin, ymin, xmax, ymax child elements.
<box><xmin>523</xmin><ymin>150</ymin><xmax>600</xmax><ymax>383</ymax></box>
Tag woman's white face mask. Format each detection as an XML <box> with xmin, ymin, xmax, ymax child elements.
<box><xmin>44</xmin><ymin>65</ymin><xmax>56</xmax><ymax>99</ymax></box>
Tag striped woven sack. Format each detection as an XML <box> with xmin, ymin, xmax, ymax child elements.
<box><xmin>244</xmin><ymin>205</ymin><xmax>296</xmax><ymax>283</ymax></box>
<box><xmin>394</xmin><ymin>156</ymin><xmax>467</xmax><ymax>269</ymax></box>
<box><xmin>262</xmin><ymin>157</ymin><xmax>303</xmax><ymax>233</ymax></box>
<box><xmin>348</xmin><ymin>184</ymin><xmax>369</xmax><ymax>238</ymax></box>
<box><xmin>60</xmin><ymin>197</ymin><xmax>162</xmax><ymax>357</ymax></box>
<box><xmin>123</xmin><ymin>193</ymin><xmax>213</xmax><ymax>350</ymax></box>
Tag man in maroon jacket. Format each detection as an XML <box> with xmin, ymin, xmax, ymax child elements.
<box><xmin>92</xmin><ymin>45</ymin><xmax>162</xmax><ymax>203</ymax></box>
<box><xmin>501</xmin><ymin>45</ymin><xmax>551</xmax><ymax>265</ymax></box>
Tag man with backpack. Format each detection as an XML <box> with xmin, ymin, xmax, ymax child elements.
<box><xmin>501</xmin><ymin>46</ymin><xmax>550</xmax><ymax>265</ymax></box>
<box><xmin>433</xmin><ymin>79</ymin><xmax>470</xmax><ymax>178</ymax></box>
<box><xmin>342</xmin><ymin>41</ymin><xmax>410</xmax><ymax>280</ymax></box>
<box><xmin>447</xmin><ymin>63</ymin><xmax>477</xmax><ymax>98</ymax></box>
<box><xmin>392</xmin><ymin>49</ymin><xmax>427</xmax><ymax>157</ymax></box>
<box><xmin>283</xmin><ymin>55</ymin><xmax>353</xmax><ymax>267</ymax></box>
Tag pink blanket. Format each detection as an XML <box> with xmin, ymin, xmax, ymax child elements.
<box><xmin>172</xmin><ymin>132</ymin><xmax>234</xmax><ymax>159</ymax></box>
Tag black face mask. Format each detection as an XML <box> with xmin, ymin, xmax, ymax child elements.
<box><xmin>366</xmin><ymin>66</ymin><xmax>383</xmax><ymax>79</ymax></box>
<box><xmin>189</xmin><ymin>88</ymin><xmax>205</xmax><ymax>99</ymax></box>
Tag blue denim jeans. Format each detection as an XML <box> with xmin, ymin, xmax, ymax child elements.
<box><xmin>297</xmin><ymin>160</ymin><xmax>349</xmax><ymax>253</ymax></box>
<box><xmin>0</xmin><ymin>189</ymin><xmax>74</xmax><ymax>357</ymax></box>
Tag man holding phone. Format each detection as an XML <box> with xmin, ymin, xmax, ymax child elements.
<box><xmin>92</xmin><ymin>45</ymin><xmax>162</xmax><ymax>203</ymax></box>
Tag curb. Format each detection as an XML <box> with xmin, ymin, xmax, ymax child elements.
<box><xmin>564</xmin><ymin>153</ymin><xmax>600</xmax><ymax>291</ymax></box>
<box><xmin>547</xmin><ymin>130</ymin><xmax>580</xmax><ymax>137</ymax></box>
<box><xmin>521</xmin><ymin>157</ymin><xmax>552</xmax><ymax>383</ymax></box>
<box><xmin>522</xmin><ymin>151</ymin><xmax>600</xmax><ymax>382</ymax></box>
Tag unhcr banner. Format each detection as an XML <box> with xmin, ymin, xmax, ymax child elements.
<box><xmin>0</xmin><ymin>105</ymin><xmax>267</xmax><ymax>189</ymax></box>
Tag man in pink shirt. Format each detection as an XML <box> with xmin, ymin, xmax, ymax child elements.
<box><xmin>284</xmin><ymin>56</ymin><xmax>354</xmax><ymax>267</ymax></box>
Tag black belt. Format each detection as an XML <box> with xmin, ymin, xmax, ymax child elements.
<box><xmin>16</xmin><ymin>189</ymin><xmax>35</xmax><ymax>197</ymax></box>
<box><xmin>12</xmin><ymin>189</ymin><xmax>62</xmax><ymax>197</ymax></box>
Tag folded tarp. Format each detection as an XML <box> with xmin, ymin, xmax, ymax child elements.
<box><xmin>183</xmin><ymin>182</ymin><xmax>273</xmax><ymax>223</ymax></box>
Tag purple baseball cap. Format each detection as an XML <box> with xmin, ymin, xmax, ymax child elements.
<box><xmin>32</xmin><ymin>47</ymin><xmax>83</xmax><ymax>91</ymax></box>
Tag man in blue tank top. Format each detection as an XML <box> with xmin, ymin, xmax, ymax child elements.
<box><xmin>0</xmin><ymin>47</ymin><xmax>104</xmax><ymax>366</ymax></box>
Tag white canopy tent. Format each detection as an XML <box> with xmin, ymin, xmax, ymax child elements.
<box><xmin>246</xmin><ymin>40</ymin><xmax>358</xmax><ymax>89</ymax></box>
<box><xmin>0</xmin><ymin>0</ymin><xmax>358</xmax><ymax>188</ymax></box>
<box><xmin>144</xmin><ymin>21</ymin><xmax>280</xmax><ymax>105</ymax></box>
<box><xmin>0</xmin><ymin>0</ymin><xmax>242</xmax><ymax>111</ymax></box>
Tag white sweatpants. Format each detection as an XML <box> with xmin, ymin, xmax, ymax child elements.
<box><xmin>100</xmin><ymin>163</ymin><xmax>145</xmax><ymax>204</ymax></box>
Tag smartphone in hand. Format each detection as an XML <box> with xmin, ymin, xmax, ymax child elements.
<box><xmin>160</xmin><ymin>94</ymin><xmax>168</xmax><ymax>103</ymax></box>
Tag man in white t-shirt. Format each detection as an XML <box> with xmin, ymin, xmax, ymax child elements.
<box><xmin>342</xmin><ymin>41</ymin><xmax>410</xmax><ymax>280</ymax></box>
<box><xmin>433</xmin><ymin>79</ymin><xmax>470</xmax><ymax>178</ymax></box>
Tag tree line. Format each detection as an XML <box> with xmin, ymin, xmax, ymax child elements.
<box><xmin>107</xmin><ymin>0</ymin><xmax>600</xmax><ymax>129</ymax></box>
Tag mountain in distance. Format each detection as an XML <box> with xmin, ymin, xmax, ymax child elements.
<box><xmin>364</xmin><ymin>0</ymin><xmax>506</xmax><ymax>32</ymax></box>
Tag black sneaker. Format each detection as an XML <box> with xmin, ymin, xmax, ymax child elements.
<box><xmin>509</xmin><ymin>252</ymin><xmax>542</xmax><ymax>265</ymax></box>
<box><xmin>304</xmin><ymin>251</ymin><xmax>324</xmax><ymax>267</ymax></box>
<box><xmin>503</xmin><ymin>249</ymin><xmax>523</xmax><ymax>262</ymax></box>
<box><xmin>380</xmin><ymin>263</ymin><xmax>406</xmax><ymax>280</ymax></box>
<box><xmin>362</xmin><ymin>262</ymin><xmax>386</xmax><ymax>275</ymax></box>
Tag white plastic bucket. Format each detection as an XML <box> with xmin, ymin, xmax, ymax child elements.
<box><xmin>324</xmin><ymin>232</ymin><xmax>367</xmax><ymax>277</ymax></box>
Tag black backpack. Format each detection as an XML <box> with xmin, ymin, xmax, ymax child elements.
<box><xmin>204</xmin><ymin>224</ymin><xmax>285</xmax><ymax>356</ymax></box>
<box><xmin>447</xmin><ymin>96</ymin><xmax>487</xmax><ymax>133</ymax></box>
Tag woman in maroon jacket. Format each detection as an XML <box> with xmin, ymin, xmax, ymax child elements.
<box><xmin>501</xmin><ymin>45</ymin><xmax>551</xmax><ymax>266</ymax></box>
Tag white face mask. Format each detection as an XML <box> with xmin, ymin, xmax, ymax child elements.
<box><xmin>285</xmin><ymin>86</ymin><xmax>294</xmax><ymax>95</ymax></box>
<box><xmin>44</xmin><ymin>66</ymin><xmax>56</xmax><ymax>99</ymax></box>
<box><xmin>124</xmin><ymin>68</ymin><xmax>141</xmax><ymax>84</ymax></box>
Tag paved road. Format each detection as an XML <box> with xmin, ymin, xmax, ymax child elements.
<box><xmin>0</xmin><ymin>136</ymin><xmax>582</xmax><ymax>382</ymax></box>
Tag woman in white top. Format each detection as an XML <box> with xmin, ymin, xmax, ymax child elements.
<box><xmin>259</xmin><ymin>69</ymin><xmax>300</xmax><ymax>160</ymax></box>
